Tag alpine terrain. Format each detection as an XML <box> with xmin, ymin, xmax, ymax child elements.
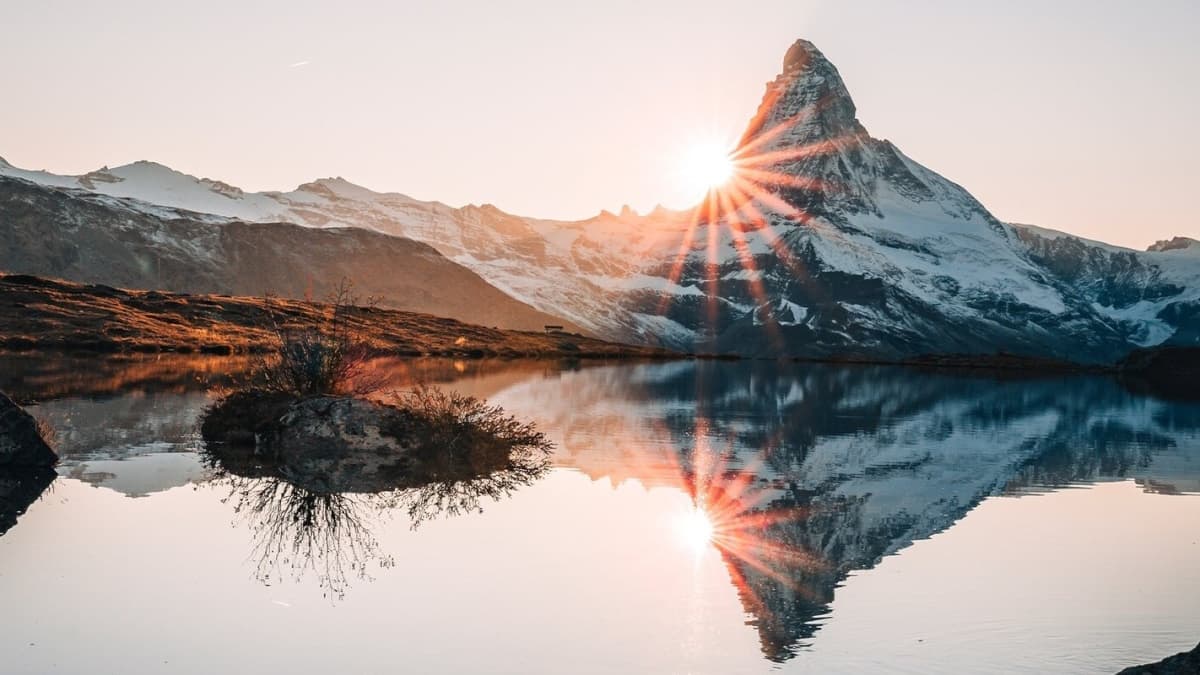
<box><xmin>2</xmin><ymin>39</ymin><xmax>1195</xmax><ymax>362</ymax></box>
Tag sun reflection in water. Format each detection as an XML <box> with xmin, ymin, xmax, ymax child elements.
<box><xmin>674</xmin><ymin>504</ymin><xmax>715</xmax><ymax>555</ymax></box>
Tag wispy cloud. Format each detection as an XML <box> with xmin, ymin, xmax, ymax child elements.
<box><xmin>288</xmin><ymin>60</ymin><xmax>311</xmax><ymax>68</ymax></box>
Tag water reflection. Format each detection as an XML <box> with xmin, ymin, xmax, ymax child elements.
<box><xmin>209</xmin><ymin>472</ymin><xmax>395</xmax><ymax>599</ymax></box>
<box><xmin>5</xmin><ymin>356</ymin><xmax>1199</xmax><ymax>665</ymax></box>
<box><xmin>484</xmin><ymin>361</ymin><xmax>1200</xmax><ymax>661</ymax></box>
<box><xmin>0</xmin><ymin>468</ymin><xmax>55</xmax><ymax>537</ymax></box>
<box><xmin>198</xmin><ymin>394</ymin><xmax>552</xmax><ymax>598</ymax></box>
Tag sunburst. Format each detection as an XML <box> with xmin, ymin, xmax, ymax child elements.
<box><xmin>659</xmin><ymin>97</ymin><xmax>848</xmax><ymax>345</ymax></box>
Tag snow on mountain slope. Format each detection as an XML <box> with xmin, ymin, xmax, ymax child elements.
<box><xmin>616</xmin><ymin>40</ymin><xmax>1146</xmax><ymax>360</ymax></box>
<box><xmin>1012</xmin><ymin>224</ymin><xmax>1200</xmax><ymax>347</ymax></box>
<box><xmin>2</xmin><ymin>39</ymin><xmax>1196</xmax><ymax>360</ymax></box>
<box><xmin>0</xmin><ymin>154</ymin><xmax>706</xmax><ymax>339</ymax></box>
<box><xmin>0</xmin><ymin>175</ymin><xmax>580</xmax><ymax>333</ymax></box>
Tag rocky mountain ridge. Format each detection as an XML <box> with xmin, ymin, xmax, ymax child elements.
<box><xmin>2</xmin><ymin>39</ymin><xmax>1196</xmax><ymax>362</ymax></box>
<box><xmin>0</xmin><ymin>175</ymin><xmax>579</xmax><ymax>333</ymax></box>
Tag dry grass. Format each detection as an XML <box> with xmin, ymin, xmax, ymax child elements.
<box><xmin>389</xmin><ymin>385</ymin><xmax>553</xmax><ymax>478</ymax></box>
<box><xmin>32</xmin><ymin>416</ymin><xmax>57</xmax><ymax>452</ymax></box>
<box><xmin>252</xmin><ymin>282</ymin><xmax>385</xmax><ymax>396</ymax></box>
<box><xmin>0</xmin><ymin>273</ymin><xmax>675</xmax><ymax>359</ymax></box>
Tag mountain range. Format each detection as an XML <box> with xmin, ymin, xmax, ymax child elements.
<box><xmin>1</xmin><ymin>39</ymin><xmax>1196</xmax><ymax>362</ymax></box>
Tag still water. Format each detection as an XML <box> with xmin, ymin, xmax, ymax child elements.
<box><xmin>1</xmin><ymin>356</ymin><xmax>1198</xmax><ymax>674</ymax></box>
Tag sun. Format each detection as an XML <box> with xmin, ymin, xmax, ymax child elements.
<box><xmin>678</xmin><ymin>140</ymin><xmax>735</xmax><ymax>202</ymax></box>
<box><xmin>674</xmin><ymin>505</ymin><xmax>715</xmax><ymax>554</ymax></box>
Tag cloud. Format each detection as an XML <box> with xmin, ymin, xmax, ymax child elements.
<box><xmin>288</xmin><ymin>60</ymin><xmax>311</xmax><ymax>68</ymax></box>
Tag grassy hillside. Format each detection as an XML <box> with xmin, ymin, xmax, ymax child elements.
<box><xmin>0</xmin><ymin>176</ymin><xmax>582</xmax><ymax>333</ymax></box>
<box><xmin>0</xmin><ymin>274</ymin><xmax>672</xmax><ymax>359</ymax></box>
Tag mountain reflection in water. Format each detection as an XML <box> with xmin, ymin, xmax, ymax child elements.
<box><xmin>483</xmin><ymin>360</ymin><xmax>1200</xmax><ymax>660</ymax></box>
<box><xmin>5</xmin><ymin>356</ymin><xmax>1199</xmax><ymax>665</ymax></box>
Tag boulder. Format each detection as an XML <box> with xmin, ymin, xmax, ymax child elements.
<box><xmin>202</xmin><ymin>393</ymin><xmax>424</xmax><ymax>493</ymax></box>
<box><xmin>201</xmin><ymin>390</ymin><xmax>549</xmax><ymax>496</ymax></box>
<box><xmin>1117</xmin><ymin>642</ymin><xmax>1200</xmax><ymax>674</ymax></box>
<box><xmin>0</xmin><ymin>468</ymin><xmax>56</xmax><ymax>536</ymax></box>
<box><xmin>1118</xmin><ymin>346</ymin><xmax>1200</xmax><ymax>401</ymax></box>
<box><xmin>0</xmin><ymin>392</ymin><xmax>57</xmax><ymax>468</ymax></box>
<box><xmin>267</xmin><ymin>397</ymin><xmax>422</xmax><ymax>493</ymax></box>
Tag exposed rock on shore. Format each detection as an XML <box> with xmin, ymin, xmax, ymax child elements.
<box><xmin>0</xmin><ymin>392</ymin><xmax>57</xmax><ymax>468</ymax></box>
<box><xmin>200</xmin><ymin>389</ymin><xmax>551</xmax><ymax>495</ymax></box>
<box><xmin>1117</xmin><ymin>642</ymin><xmax>1200</xmax><ymax>674</ymax></box>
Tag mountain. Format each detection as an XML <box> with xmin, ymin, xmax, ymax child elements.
<box><xmin>632</xmin><ymin>40</ymin><xmax>1198</xmax><ymax>361</ymax></box>
<box><xmin>0</xmin><ymin>174</ymin><xmax>579</xmax><ymax>333</ymax></box>
<box><xmin>1011</xmin><ymin>225</ymin><xmax>1200</xmax><ymax>347</ymax></box>
<box><xmin>2</xmin><ymin>39</ymin><xmax>1196</xmax><ymax>361</ymax></box>
<box><xmin>0</xmin><ymin>156</ymin><xmax>678</xmax><ymax>341</ymax></box>
<box><xmin>483</xmin><ymin>360</ymin><xmax>1200</xmax><ymax>660</ymax></box>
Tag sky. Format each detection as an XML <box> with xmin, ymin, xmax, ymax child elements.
<box><xmin>2</xmin><ymin>0</ymin><xmax>1196</xmax><ymax>249</ymax></box>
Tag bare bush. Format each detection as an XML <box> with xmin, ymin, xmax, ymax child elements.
<box><xmin>253</xmin><ymin>279</ymin><xmax>384</xmax><ymax>396</ymax></box>
<box><xmin>391</xmin><ymin>384</ymin><xmax>553</xmax><ymax>474</ymax></box>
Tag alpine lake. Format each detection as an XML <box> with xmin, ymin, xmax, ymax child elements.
<box><xmin>1</xmin><ymin>354</ymin><xmax>1197</xmax><ymax>674</ymax></box>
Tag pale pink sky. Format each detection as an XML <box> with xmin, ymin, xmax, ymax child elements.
<box><xmin>2</xmin><ymin>0</ymin><xmax>1196</xmax><ymax>249</ymax></box>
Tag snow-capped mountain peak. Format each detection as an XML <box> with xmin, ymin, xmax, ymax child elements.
<box><xmin>1</xmin><ymin>37</ymin><xmax>1196</xmax><ymax>361</ymax></box>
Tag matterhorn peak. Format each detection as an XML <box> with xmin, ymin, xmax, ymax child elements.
<box><xmin>740</xmin><ymin>39</ymin><xmax>863</xmax><ymax>151</ymax></box>
<box><xmin>729</xmin><ymin>39</ymin><xmax>998</xmax><ymax>228</ymax></box>
<box><xmin>781</xmin><ymin>39</ymin><xmax>826</xmax><ymax>75</ymax></box>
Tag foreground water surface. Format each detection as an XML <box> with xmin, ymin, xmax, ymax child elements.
<box><xmin>1</xmin><ymin>356</ymin><xmax>1198</xmax><ymax>674</ymax></box>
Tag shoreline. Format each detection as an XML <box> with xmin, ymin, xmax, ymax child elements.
<box><xmin>2</xmin><ymin>274</ymin><xmax>1194</xmax><ymax>383</ymax></box>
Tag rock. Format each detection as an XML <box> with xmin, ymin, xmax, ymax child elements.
<box><xmin>199</xmin><ymin>391</ymin><xmax>296</xmax><ymax>446</ymax></box>
<box><xmin>267</xmin><ymin>397</ymin><xmax>422</xmax><ymax>492</ymax></box>
<box><xmin>0</xmin><ymin>468</ymin><xmax>56</xmax><ymax>537</ymax></box>
<box><xmin>1117</xmin><ymin>642</ymin><xmax>1200</xmax><ymax>674</ymax></box>
<box><xmin>201</xmin><ymin>390</ymin><xmax>551</xmax><ymax>496</ymax></box>
<box><xmin>0</xmin><ymin>392</ymin><xmax>57</xmax><ymax>468</ymax></box>
<box><xmin>202</xmin><ymin>393</ymin><xmax>424</xmax><ymax>493</ymax></box>
<box><xmin>1118</xmin><ymin>346</ymin><xmax>1200</xmax><ymax>401</ymax></box>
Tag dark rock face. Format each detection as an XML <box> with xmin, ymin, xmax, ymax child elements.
<box><xmin>0</xmin><ymin>467</ymin><xmax>55</xmax><ymax>537</ymax></box>
<box><xmin>1148</xmin><ymin>237</ymin><xmax>1200</xmax><ymax>253</ymax></box>
<box><xmin>1014</xmin><ymin>227</ymin><xmax>1200</xmax><ymax>351</ymax></box>
<box><xmin>1118</xmin><ymin>347</ymin><xmax>1200</xmax><ymax>400</ymax></box>
<box><xmin>0</xmin><ymin>392</ymin><xmax>57</xmax><ymax>537</ymax></box>
<box><xmin>1117</xmin><ymin>642</ymin><xmax>1200</xmax><ymax>674</ymax></box>
<box><xmin>0</xmin><ymin>392</ymin><xmax>57</xmax><ymax>468</ymax></box>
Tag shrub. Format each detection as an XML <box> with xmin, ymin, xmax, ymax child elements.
<box><xmin>253</xmin><ymin>280</ymin><xmax>383</xmax><ymax>396</ymax></box>
<box><xmin>390</xmin><ymin>385</ymin><xmax>553</xmax><ymax>477</ymax></box>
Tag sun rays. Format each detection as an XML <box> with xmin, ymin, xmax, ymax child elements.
<box><xmin>677</xmin><ymin>140</ymin><xmax>736</xmax><ymax>202</ymax></box>
<box><xmin>658</xmin><ymin>99</ymin><xmax>848</xmax><ymax>345</ymax></box>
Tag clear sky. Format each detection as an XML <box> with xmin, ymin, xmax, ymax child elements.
<box><xmin>2</xmin><ymin>0</ymin><xmax>1196</xmax><ymax>248</ymax></box>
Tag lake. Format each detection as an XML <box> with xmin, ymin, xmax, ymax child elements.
<box><xmin>1</xmin><ymin>356</ymin><xmax>1198</xmax><ymax>674</ymax></box>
